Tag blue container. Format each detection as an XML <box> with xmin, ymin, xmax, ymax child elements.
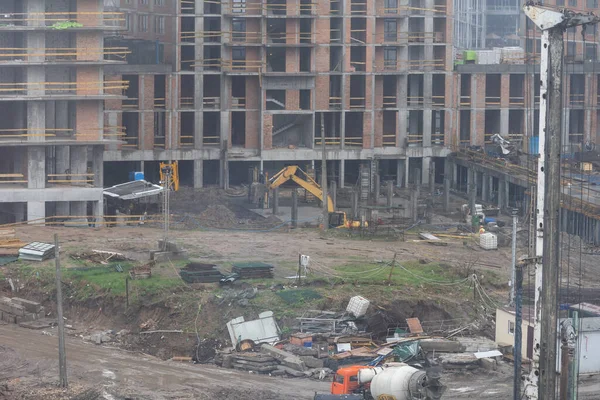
<box><xmin>484</xmin><ymin>217</ymin><xmax>496</xmax><ymax>225</ymax></box>
<box><xmin>303</xmin><ymin>342</ymin><xmax>313</xmax><ymax>348</ymax></box>
<box><xmin>529</xmin><ymin>136</ymin><xmax>539</xmax><ymax>155</ymax></box>
<box><xmin>129</xmin><ymin>171</ymin><xmax>144</xmax><ymax>181</ymax></box>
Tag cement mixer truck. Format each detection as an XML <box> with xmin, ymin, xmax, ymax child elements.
<box><xmin>314</xmin><ymin>363</ymin><xmax>445</xmax><ymax>400</ymax></box>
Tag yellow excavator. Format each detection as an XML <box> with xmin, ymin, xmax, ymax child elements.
<box><xmin>268</xmin><ymin>165</ymin><xmax>366</xmax><ymax>229</ymax></box>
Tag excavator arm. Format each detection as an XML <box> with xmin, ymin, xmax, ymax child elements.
<box><xmin>268</xmin><ymin>166</ymin><xmax>334</xmax><ymax>212</ymax></box>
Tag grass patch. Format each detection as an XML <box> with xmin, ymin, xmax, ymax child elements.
<box><xmin>276</xmin><ymin>289</ymin><xmax>322</xmax><ymax>304</ymax></box>
<box><xmin>334</xmin><ymin>261</ymin><xmax>462</xmax><ymax>286</ymax></box>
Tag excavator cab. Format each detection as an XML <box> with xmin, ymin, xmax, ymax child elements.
<box><xmin>328</xmin><ymin>212</ymin><xmax>346</xmax><ymax>228</ymax></box>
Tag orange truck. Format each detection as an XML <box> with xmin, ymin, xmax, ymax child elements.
<box><xmin>314</xmin><ymin>363</ymin><xmax>446</xmax><ymax>400</ymax></box>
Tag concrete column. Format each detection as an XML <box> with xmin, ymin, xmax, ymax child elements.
<box><xmin>331</xmin><ymin>180</ymin><xmax>337</xmax><ymax>210</ymax></box>
<box><xmin>444</xmin><ymin>170</ymin><xmax>451</xmax><ymax>212</ymax></box>
<box><xmin>423</xmin><ymin>109</ymin><xmax>432</xmax><ymax>147</ymax></box>
<box><xmin>70</xmin><ymin>146</ymin><xmax>88</xmax><ymax>186</ymax></box>
<box><xmin>27</xmin><ymin>202</ymin><xmax>45</xmax><ymax>223</ymax></box>
<box><xmin>429</xmin><ymin>159</ymin><xmax>435</xmax><ymax>195</ymax></box>
<box><xmin>411</xmin><ymin>188</ymin><xmax>418</xmax><ymax>222</ymax></box>
<box><xmin>498</xmin><ymin>178</ymin><xmax>505</xmax><ymax>212</ymax></box>
<box><xmin>339</xmin><ymin>159</ymin><xmax>345</xmax><ymax>188</ymax></box>
<box><xmin>405</xmin><ymin>157</ymin><xmax>410</xmax><ymax>186</ymax></box>
<box><xmin>595</xmin><ymin>218</ymin><xmax>600</xmax><ymax>246</ymax></box>
<box><xmin>193</xmin><ymin>159</ymin><xmax>203</xmax><ymax>188</ymax></box>
<box><xmin>291</xmin><ymin>189</ymin><xmax>298</xmax><ymax>228</ymax></box>
<box><xmin>27</xmin><ymin>147</ymin><xmax>45</xmax><ymax>189</ymax></box>
<box><xmin>500</xmin><ymin>108</ymin><xmax>509</xmax><ymax>135</ymax></box>
<box><xmin>373</xmin><ymin>174</ymin><xmax>380</xmax><ymax>203</ymax></box>
<box><xmin>92</xmin><ymin>145</ymin><xmax>103</xmax><ymax>188</ymax></box>
<box><xmin>386</xmin><ymin>181</ymin><xmax>393</xmax><ymax>208</ymax></box>
<box><xmin>351</xmin><ymin>189</ymin><xmax>358</xmax><ymax>219</ymax></box>
<box><xmin>93</xmin><ymin>201</ymin><xmax>103</xmax><ymax>223</ymax></box>
<box><xmin>396</xmin><ymin>159</ymin><xmax>404</xmax><ymax>187</ymax></box>
<box><xmin>272</xmin><ymin>188</ymin><xmax>279</xmax><ymax>215</ymax></box>
<box><xmin>481</xmin><ymin>173</ymin><xmax>488</xmax><ymax>202</ymax></box>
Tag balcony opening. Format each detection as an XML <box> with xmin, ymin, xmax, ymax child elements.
<box><xmin>300</xmin><ymin>0</ymin><xmax>313</xmax><ymax>15</ymax></box>
<box><xmin>267</xmin><ymin>0</ymin><xmax>286</xmax><ymax>15</ymax></box>
<box><xmin>330</xmin><ymin>46</ymin><xmax>343</xmax><ymax>71</ymax></box>
<box><xmin>205</xmin><ymin>17</ymin><xmax>221</xmax><ymax>43</ymax></box>
<box><xmin>345</xmin><ymin>112</ymin><xmax>364</xmax><ymax>147</ymax></box>
<box><xmin>433</xmin><ymin>19</ymin><xmax>446</xmax><ymax>42</ymax></box>
<box><xmin>330</xmin><ymin>75</ymin><xmax>342</xmax><ymax>108</ymax></box>
<box><xmin>123</xmin><ymin>75</ymin><xmax>139</xmax><ymax>109</ymax></box>
<box><xmin>384</xmin><ymin>19</ymin><xmax>398</xmax><ymax>42</ymax></box>
<box><xmin>203</xmin><ymin>46</ymin><xmax>221</xmax><ymax>71</ymax></box>
<box><xmin>484</xmin><ymin>110</ymin><xmax>501</xmax><ymax>142</ymax></box>
<box><xmin>300</xmin><ymin>89</ymin><xmax>311</xmax><ymax>110</ymax></box>
<box><xmin>232</xmin><ymin>18</ymin><xmax>247</xmax><ymax>42</ymax></box>
<box><xmin>383</xmin><ymin>75</ymin><xmax>397</xmax><ymax>108</ymax></box>
<box><xmin>181</xmin><ymin>0</ymin><xmax>195</xmax><ymax>13</ymax></box>
<box><xmin>350</xmin><ymin>46</ymin><xmax>366</xmax><ymax>72</ymax></box>
<box><xmin>181</xmin><ymin>46</ymin><xmax>195</xmax><ymax>71</ymax></box>
<box><xmin>383</xmin><ymin>111</ymin><xmax>397</xmax><ymax>146</ymax></box>
<box><xmin>181</xmin><ymin>17</ymin><xmax>195</xmax><ymax>43</ymax></box>
<box><xmin>509</xmin><ymin>74</ymin><xmax>524</xmax><ymax>105</ymax></box>
<box><xmin>266</xmin><ymin>90</ymin><xmax>286</xmax><ymax>110</ymax></box>
<box><xmin>433</xmin><ymin>47</ymin><xmax>445</xmax><ymax>70</ymax></box>
<box><xmin>432</xmin><ymin>74</ymin><xmax>445</xmax><ymax>106</ymax></box>
<box><xmin>508</xmin><ymin>109</ymin><xmax>524</xmax><ymax>137</ymax></box>
<box><xmin>459</xmin><ymin>110</ymin><xmax>471</xmax><ymax>144</ymax></box>
<box><xmin>351</xmin><ymin>18</ymin><xmax>366</xmax><ymax>43</ymax></box>
<box><xmin>154</xmin><ymin>111</ymin><xmax>166</xmax><ymax>148</ymax></box>
<box><xmin>154</xmin><ymin>75</ymin><xmax>166</xmax><ymax>109</ymax></box>
<box><xmin>267</xmin><ymin>48</ymin><xmax>286</xmax><ymax>72</ymax></box>
<box><xmin>231</xmin><ymin>76</ymin><xmax>246</xmax><ymax>108</ymax></box>
<box><xmin>350</xmin><ymin>75</ymin><xmax>366</xmax><ymax>108</ymax></box>
<box><xmin>485</xmin><ymin>74</ymin><xmax>501</xmax><ymax>105</ymax></box>
<box><xmin>569</xmin><ymin>109</ymin><xmax>584</xmax><ymax>145</ymax></box>
<box><xmin>407</xmin><ymin>74</ymin><xmax>423</xmax><ymax>106</ymax></box>
<box><xmin>203</xmin><ymin>111</ymin><xmax>220</xmax><ymax>146</ymax></box>
<box><xmin>274</xmin><ymin>114</ymin><xmax>312</xmax><ymax>147</ymax></box>
<box><xmin>231</xmin><ymin>111</ymin><xmax>246</xmax><ymax>146</ymax></box>
<box><xmin>180</xmin><ymin>112</ymin><xmax>195</xmax><ymax>147</ymax></box>
<box><xmin>570</xmin><ymin>74</ymin><xmax>585</xmax><ymax>106</ymax></box>
<box><xmin>330</xmin><ymin>18</ymin><xmax>342</xmax><ymax>42</ymax></box>
<box><xmin>331</xmin><ymin>0</ymin><xmax>341</xmax><ymax>14</ymax></box>
<box><xmin>267</xmin><ymin>18</ymin><xmax>286</xmax><ymax>43</ymax></box>
<box><xmin>460</xmin><ymin>73</ymin><xmax>471</xmax><ymax>105</ymax></box>
<box><xmin>407</xmin><ymin>110</ymin><xmax>423</xmax><ymax>146</ymax></box>
<box><xmin>300</xmin><ymin>19</ymin><xmax>312</xmax><ymax>43</ymax></box>
<box><xmin>431</xmin><ymin>110</ymin><xmax>445</xmax><ymax>145</ymax></box>
<box><xmin>408</xmin><ymin>46</ymin><xmax>424</xmax><ymax>68</ymax></box>
<box><xmin>204</xmin><ymin>75</ymin><xmax>220</xmax><ymax>109</ymax></box>
<box><xmin>383</xmin><ymin>46</ymin><xmax>397</xmax><ymax>70</ymax></box>
<box><xmin>122</xmin><ymin>112</ymin><xmax>139</xmax><ymax>147</ymax></box>
<box><xmin>180</xmin><ymin>75</ymin><xmax>195</xmax><ymax>109</ymax></box>
<box><xmin>408</xmin><ymin>18</ymin><xmax>425</xmax><ymax>42</ymax></box>
<box><xmin>204</xmin><ymin>0</ymin><xmax>221</xmax><ymax>14</ymax></box>
<box><xmin>299</xmin><ymin>48</ymin><xmax>311</xmax><ymax>72</ymax></box>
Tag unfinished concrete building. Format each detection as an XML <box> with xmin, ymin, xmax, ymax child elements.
<box><xmin>0</xmin><ymin>0</ymin><xmax>126</xmax><ymax>224</ymax></box>
<box><xmin>103</xmin><ymin>0</ymin><xmax>456</xmax><ymax>189</ymax></box>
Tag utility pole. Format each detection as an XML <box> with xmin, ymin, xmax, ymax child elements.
<box><xmin>513</xmin><ymin>262</ymin><xmax>523</xmax><ymax>400</ymax></box>
<box><xmin>54</xmin><ymin>234</ymin><xmax>67</xmax><ymax>388</ymax></box>
<box><xmin>161</xmin><ymin>164</ymin><xmax>172</xmax><ymax>251</ymax></box>
<box><xmin>523</xmin><ymin>5</ymin><xmax>599</xmax><ymax>399</ymax></box>
<box><xmin>509</xmin><ymin>208</ymin><xmax>518</xmax><ymax>306</ymax></box>
<box><xmin>321</xmin><ymin>112</ymin><xmax>328</xmax><ymax>231</ymax></box>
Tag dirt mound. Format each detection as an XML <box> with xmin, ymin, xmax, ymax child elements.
<box><xmin>199</xmin><ymin>205</ymin><xmax>238</xmax><ymax>227</ymax></box>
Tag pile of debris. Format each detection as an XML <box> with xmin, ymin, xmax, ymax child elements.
<box><xmin>0</xmin><ymin>229</ymin><xmax>27</xmax><ymax>256</ymax></box>
<box><xmin>0</xmin><ymin>297</ymin><xmax>49</xmax><ymax>327</ymax></box>
<box><xmin>129</xmin><ymin>261</ymin><xmax>154</xmax><ymax>280</ymax></box>
<box><xmin>70</xmin><ymin>250</ymin><xmax>131</xmax><ymax>264</ymax></box>
<box><xmin>231</xmin><ymin>262</ymin><xmax>274</xmax><ymax>279</ymax></box>
<box><xmin>199</xmin><ymin>205</ymin><xmax>238</xmax><ymax>227</ymax></box>
<box><xmin>18</xmin><ymin>242</ymin><xmax>55</xmax><ymax>262</ymax></box>
<box><xmin>179</xmin><ymin>263</ymin><xmax>222</xmax><ymax>283</ymax></box>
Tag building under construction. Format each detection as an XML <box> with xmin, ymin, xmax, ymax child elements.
<box><xmin>0</xmin><ymin>0</ymin><xmax>126</xmax><ymax>222</ymax></box>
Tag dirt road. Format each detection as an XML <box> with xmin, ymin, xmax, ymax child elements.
<box><xmin>0</xmin><ymin>324</ymin><xmax>329</xmax><ymax>399</ymax></box>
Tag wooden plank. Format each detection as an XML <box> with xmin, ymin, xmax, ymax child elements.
<box><xmin>406</xmin><ymin>317</ymin><xmax>424</xmax><ymax>334</ymax></box>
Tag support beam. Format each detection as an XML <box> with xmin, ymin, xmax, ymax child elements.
<box><xmin>194</xmin><ymin>160</ymin><xmax>203</xmax><ymax>188</ymax></box>
<box><xmin>291</xmin><ymin>189</ymin><xmax>298</xmax><ymax>228</ymax></box>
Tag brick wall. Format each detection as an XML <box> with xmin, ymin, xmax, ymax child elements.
<box><xmin>76</xmin><ymin>32</ymin><xmax>102</xmax><ymax>61</ymax></box>
<box><xmin>315</xmin><ymin>19</ymin><xmax>330</xmax><ymax>45</ymax></box>
<box><xmin>142</xmin><ymin>112</ymin><xmax>154</xmax><ymax>150</ymax></box>
<box><xmin>246</xmin><ymin>19</ymin><xmax>261</xmax><ymax>41</ymax></box>
<box><xmin>315</xmin><ymin>75</ymin><xmax>329</xmax><ymax>110</ymax></box>
<box><xmin>246</xmin><ymin>0</ymin><xmax>262</xmax><ymax>15</ymax></box>
<box><xmin>105</xmin><ymin>74</ymin><xmax>122</xmax><ymax>110</ymax></box>
<box><xmin>473</xmin><ymin>110</ymin><xmax>485</xmax><ymax>146</ymax></box>
<box><xmin>286</xmin><ymin>48</ymin><xmax>298</xmax><ymax>72</ymax></box>
<box><xmin>374</xmin><ymin>110</ymin><xmax>383</xmax><ymax>147</ymax></box>
<box><xmin>365</xmin><ymin>45</ymin><xmax>373</xmax><ymax>73</ymax></box>
<box><xmin>76</xmin><ymin>0</ymin><xmax>101</xmax><ymax>27</ymax></box>
<box><xmin>286</xmin><ymin>19</ymin><xmax>298</xmax><ymax>44</ymax></box>
<box><xmin>375</xmin><ymin>20</ymin><xmax>384</xmax><ymax>45</ymax></box>
<box><xmin>500</xmin><ymin>74</ymin><xmax>510</xmax><ymax>108</ymax></box>
<box><xmin>444</xmin><ymin>110</ymin><xmax>453</xmax><ymax>147</ymax></box>
<box><xmin>246</xmin><ymin>77</ymin><xmax>260</xmax><ymax>109</ymax></box>
<box><xmin>76</xmin><ymin>66</ymin><xmax>101</xmax><ymax>95</ymax></box>
<box><xmin>472</xmin><ymin>74</ymin><xmax>485</xmax><ymax>108</ymax></box>
<box><xmin>374</xmin><ymin>48</ymin><xmax>384</xmax><ymax>72</ymax></box>
<box><xmin>263</xmin><ymin>113</ymin><xmax>273</xmax><ymax>149</ymax></box>
<box><xmin>286</xmin><ymin>90</ymin><xmax>300</xmax><ymax>110</ymax></box>
<box><xmin>315</xmin><ymin>47</ymin><xmax>330</xmax><ymax>72</ymax></box>
<box><xmin>363</xmin><ymin>112</ymin><xmax>372</xmax><ymax>148</ymax></box>
<box><xmin>75</xmin><ymin>102</ymin><xmax>99</xmax><ymax>141</ymax></box>
<box><xmin>246</xmin><ymin>111</ymin><xmax>259</xmax><ymax>149</ymax></box>
<box><xmin>445</xmin><ymin>72</ymin><xmax>455</xmax><ymax>108</ymax></box>
<box><xmin>364</xmin><ymin>75</ymin><xmax>373</xmax><ymax>109</ymax></box>
<box><xmin>344</xmin><ymin>75</ymin><xmax>351</xmax><ymax>109</ymax></box>
<box><xmin>141</xmin><ymin>75</ymin><xmax>154</xmax><ymax>110</ymax></box>
<box><xmin>374</xmin><ymin>76</ymin><xmax>383</xmax><ymax>109</ymax></box>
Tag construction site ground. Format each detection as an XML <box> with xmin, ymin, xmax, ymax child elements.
<box><xmin>1</xmin><ymin>187</ymin><xmax>600</xmax><ymax>399</ymax></box>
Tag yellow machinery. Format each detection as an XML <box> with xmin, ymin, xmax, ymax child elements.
<box><xmin>159</xmin><ymin>161</ymin><xmax>180</xmax><ymax>191</ymax></box>
<box><xmin>268</xmin><ymin>165</ymin><xmax>366</xmax><ymax>229</ymax></box>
